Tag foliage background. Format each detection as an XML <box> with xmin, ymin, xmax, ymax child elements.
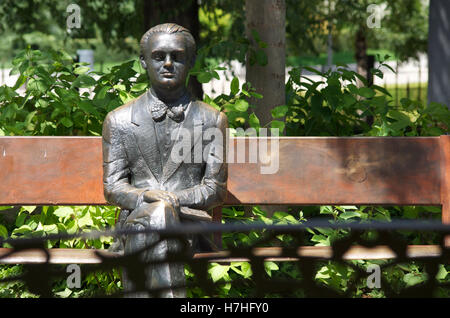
<box><xmin>0</xmin><ymin>44</ymin><xmax>448</xmax><ymax>297</ymax></box>
<box><xmin>0</xmin><ymin>0</ymin><xmax>448</xmax><ymax>298</ymax></box>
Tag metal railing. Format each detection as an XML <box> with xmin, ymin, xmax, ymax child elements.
<box><xmin>0</xmin><ymin>219</ymin><xmax>449</xmax><ymax>298</ymax></box>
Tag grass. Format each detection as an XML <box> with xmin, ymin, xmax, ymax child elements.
<box><xmin>384</xmin><ymin>83</ymin><xmax>428</xmax><ymax>105</ymax></box>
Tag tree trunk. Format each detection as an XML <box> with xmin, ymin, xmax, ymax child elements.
<box><xmin>355</xmin><ymin>26</ymin><xmax>376</xmax><ymax>126</ymax></box>
<box><xmin>327</xmin><ymin>24</ymin><xmax>333</xmax><ymax>71</ymax></box>
<box><xmin>245</xmin><ymin>0</ymin><xmax>286</xmax><ymax>218</ymax></box>
<box><xmin>355</xmin><ymin>26</ymin><xmax>368</xmax><ymax>86</ymax></box>
<box><xmin>245</xmin><ymin>0</ymin><xmax>286</xmax><ymax>131</ymax></box>
<box><xmin>143</xmin><ymin>0</ymin><xmax>203</xmax><ymax>99</ymax></box>
<box><xmin>428</xmin><ymin>0</ymin><xmax>450</xmax><ymax>108</ymax></box>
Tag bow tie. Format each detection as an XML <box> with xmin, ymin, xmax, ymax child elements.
<box><xmin>150</xmin><ymin>92</ymin><xmax>190</xmax><ymax>122</ymax></box>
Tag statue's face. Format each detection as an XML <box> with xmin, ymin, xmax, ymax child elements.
<box><xmin>141</xmin><ymin>33</ymin><xmax>191</xmax><ymax>92</ymax></box>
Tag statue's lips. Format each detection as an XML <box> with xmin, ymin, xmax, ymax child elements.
<box><xmin>161</xmin><ymin>72</ymin><xmax>176</xmax><ymax>78</ymax></box>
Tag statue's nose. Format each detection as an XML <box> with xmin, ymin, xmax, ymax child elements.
<box><xmin>164</xmin><ymin>55</ymin><xmax>173</xmax><ymax>68</ymax></box>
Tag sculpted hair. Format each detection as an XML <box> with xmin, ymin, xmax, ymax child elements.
<box><xmin>140</xmin><ymin>23</ymin><xmax>196</xmax><ymax>65</ymax></box>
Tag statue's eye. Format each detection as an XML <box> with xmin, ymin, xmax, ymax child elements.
<box><xmin>171</xmin><ymin>51</ymin><xmax>185</xmax><ymax>63</ymax></box>
<box><xmin>171</xmin><ymin>52</ymin><xmax>181</xmax><ymax>61</ymax></box>
<box><xmin>152</xmin><ymin>52</ymin><xmax>165</xmax><ymax>61</ymax></box>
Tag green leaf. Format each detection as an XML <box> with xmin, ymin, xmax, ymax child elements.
<box><xmin>271</xmin><ymin>105</ymin><xmax>289</xmax><ymax>118</ymax></box>
<box><xmin>372</xmin><ymin>85</ymin><xmax>392</xmax><ymax>97</ymax></box>
<box><xmin>229</xmin><ymin>262</ymin><xmax>243</xmax><ymax>275</ymax></box>
<box><xmin>347</xmin><ymin>84</ymin><xmax>359</xmax><ymax>95</ymax></box>
<box><xmin>66</xmin><ymin>220</ymin><xmax>78</xmax><ymax>235</ymax></box>
<box><xmin>55</xmin><ymin>288</ymin><xmax>73</xmax><ymax>298</ymax></box>
<box><xmin>358</xmin><ymin>87</ymin><xmax>375</xmax><ymax>98</ymax></box>
<box><xmin>36</xmin><ymin>98</ymin><xmax>49</xmax><ymax>108</ymax></box>
<box><xmin>388</xmin><ymin>110</ymin><xmax>412</xmax><ymax>124</ymax></box>
<box><xmin>436</xmin><ymin>265</ymin><xmax>448</xmax><ymax>280</ymax></box>
<box><xmin>315</xmin><ymin>266</ymin><xmax>331</xmax><ymax>279</ymax></box>
<box><xmin>95</xmin><ymin>86</ymin><xmax>110</xmax><ymax>99</ymax></box>
<box><xmin>22</xmin><ymin>206</ymin><xmax>36</xmax><ymax>213</ymax></box>
<box><xmin>230</xmin><ymin>77</ymin><xmax>240</xmax><ymax>96</ymax></box>
<box><xmin>234</xmin><ymin>99</ymin><xmax>249</xmax><ymax>112</ymax></box>
<box><xmin>197</xmin><ymin>72</ymin><xmax>213</xmax><ymax>83</ymax></box>
<box><xmin>250</xmin><ymin>91</ymin><xmax>263</xmax><ymax>99</ymax></box>
<box><xmin>78</xmin><ymin>100</ymin><xmax>100</xmax><ymax>117</ymax></box>
<box><xmin>54</xmin><ymin>207</ymin><xmax>75</xmax><ymax>220</ymax></box>
<box><xmin>426</xmin><ymin>206</ymin><xmax>441</xmax><ymax>214</ymax></box>
<box><xmin>27</xmin><ymin>78</ymin><xmax>48</xmax><ymax>94</ymax></box>
<box><xmin>342</xmin><ymin>94</ymin><xmax>357</xmax><ymax>108</ymax></box>
<box><xmin>320</xmin><ymin>206</ymin><xmax>334</xmax><ymax>215</ymax></box>
<box><xmin>240</xmin><ymin>85</ymin><xmax>251</xmax><ymax>97</ymax></box>
<box><xmin>339</xmin><ymin>211</ymin><xmax>361</xmax><ymax>220</ymax></box>
<box><xmin>25</xmin><ymin>111</ymin><xmax>37</xmax><ymax>130</ymax></box>
<box><xmin>131</xmin><ymin>82</ymin><xmax>148</xmax><ymax>92</ymax></box>
<box><xmin>25</xmin><ymin>216</ymin><xmax>39</xmax><ymax>230</ymax></box>
<box><xmin>0</xmin><ymin>224</ymin><xmax>8</xmax><ymax>238</ymax></box>
<box><xmin>209</xmin><ymin>264</ymin><xmax>229</xmax><ymax>282</ymax></box>
<box><xmin>273</xmin><ymin>212</ymin><xmax>299</xmax><ymax>224</ymax></box>
<box><xmin>424</xmin><ymin>102</ymin><xmax>450</xmax><ymax>125</ymax></box>
<box><xmin>403</xmin><ymin>207</ymin><xmax>418</xmax><ymax>219</ymax></box>
<box><xmin>340</xmin><ymin>206</ymin><xmax>358</xmax><ymax>210</ymax></box>
<box><xmin>403</xmin><ymin>273</ymin><xmax>425</xmax><ymax>286</ymax></box>
<box><xmin>42</xmin><ymin>224</ymin><xmax>58</xmax><ymax>235</ymax></box>
<box><xmin>270</xmin><ymin>120</ymin><xmax>285</xmax><ymax>133</ymax></box>
<box><xmin>311</xmin><ymin>234</ymin><xmax>330</xmax><ymax>246</ymax></box>
<box><xmin>264</xmin><ymin>261</ymin><xmax>279</xmax><ymax>277</ymax></box>
<box><xmin>211</xmin><ymin>71</ymin><xmax>220</xmax><ymax>80</ymax></box>
<box><xmin>15</xmin><ymin>212</ymin><xmax>28</xmax><ymax>227</ymax></box>
<box><xmin>249</xmin><ymin>113</ymin><xmax>260</xmax><ymax>129</ymax></box>
<box><xmin>119</xmin><ymin>91</ymin><xmax>134</xmax><ymax>103</ymax></box>
<box><xmin>311</xmin><ymin>94</ymin><xmax>323</xmax><ymax>114</ymax></box>
<box><xmin>113</xmin><ymin>84</ymin><xmax>126</xmax><ymax>91</ymax></box>
<box><xmin>74</xmin><ymin>66</ymin><xmax>90</xmax><ymax>75</ymax></box>
<box><xmin>241</xmin><ymin>262</ymin><xmax>253</xmax><ymax>279</ymax></box>
<box><xmin>381</xmin><ymin>63</ymin><xmax>396</xmax><ymax>74</ymax></box>
<box><xmin>71</xmin><ymin>74</ymin><xmax>96</xmax><ymax>88</ymax></box>
<box><xmin>12</xmin><ymin>225</ymin><xmax>33</xmax><ymax>236</ymax></box>
<box><xmin>60</xmin><ymin>117</ymin><xmax>73</xmax><ymax>128</ymax></box>
<box><xmin>77</xmin><ymin>207</ymin><xmax>94</xmax><ymax>228</ymax></box>
<box><xmin>13</xmin><ymin>75</ymin><xmax>27</xmax><ymax>90</ymax></box>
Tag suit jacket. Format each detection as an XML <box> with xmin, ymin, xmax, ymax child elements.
<box><xmin>102</xmin><ymin>90</ymin><xmax>228</xmax><ymax>221</ymax></box>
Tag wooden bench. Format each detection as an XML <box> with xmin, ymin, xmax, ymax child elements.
<box><xmin>0</xmin><ymin>135</ymin><xmax>449</xmax><ymax>264</ymax></box>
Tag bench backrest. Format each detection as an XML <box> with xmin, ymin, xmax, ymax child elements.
<box><xmin>0</xmin><ymin>136</ymin><xmax>448</xmax><ymax>230</ymax></box>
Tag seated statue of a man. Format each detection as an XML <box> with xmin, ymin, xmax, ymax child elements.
<box><xmin>102</xmin><ymin>23</ymin><xmax>228</xmax><ymax>298</ymax></box>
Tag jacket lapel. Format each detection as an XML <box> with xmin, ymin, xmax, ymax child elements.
<box><xmin>130</xmin><ymin>92</ymin><xmax>163</xmax><ymax>182</ymax></box>
<box><xmin>161</xmin><ymin>101</ymin><xmax>203</xmax><ymax>184</ymax></box>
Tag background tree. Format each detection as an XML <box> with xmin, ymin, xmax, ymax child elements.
<box><xmin>245</xmin><ymin>0</ymin><xmax>286</xmax><ymax>130</ymax></box>
<box><xmin>427</xmin><ymin>0</ymin><xmax>450</xmax><ymax>108</ymax></box>
<box><xmin>331</xmin><ymin>0</ymin><xmax>428</xmax><ymax>80</ymax></box>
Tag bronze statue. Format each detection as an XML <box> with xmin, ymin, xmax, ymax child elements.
<box><xmin>102</xmin><ymin>23</ymin><xmax>228</xmax><ymax>297</ymax></box>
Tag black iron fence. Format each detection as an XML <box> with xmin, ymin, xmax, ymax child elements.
<box><xmin>0</xmin><ymin>219</ymin><xmax>449</xmax><ymax>298</ymax></box>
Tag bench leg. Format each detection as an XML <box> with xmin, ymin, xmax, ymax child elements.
<box><xmin>440</xmin><ymin>135</ymin><xmax>450</xmax><ymax>247</ymax></box>
<box><xmin>444</xmin><ymin>204</ymin><xmax>450</xmax><ymax>247</ymax></box>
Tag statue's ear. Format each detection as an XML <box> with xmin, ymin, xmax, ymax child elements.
<box><xmin>140</xmin><ymin>55</ymin><xmax>147</xmax><ymax>70</ymax></box>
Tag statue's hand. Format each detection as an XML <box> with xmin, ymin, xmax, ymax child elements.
<box><xmin>143</xmin><ymin>190</ymin><xmax>180</xmax><ymax>211</ymax></box>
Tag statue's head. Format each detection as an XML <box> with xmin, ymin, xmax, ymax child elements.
<box><xmin>140</xmin><ymin>23</ymin><xmax>196</xmax><ymax>93</ymax></box>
